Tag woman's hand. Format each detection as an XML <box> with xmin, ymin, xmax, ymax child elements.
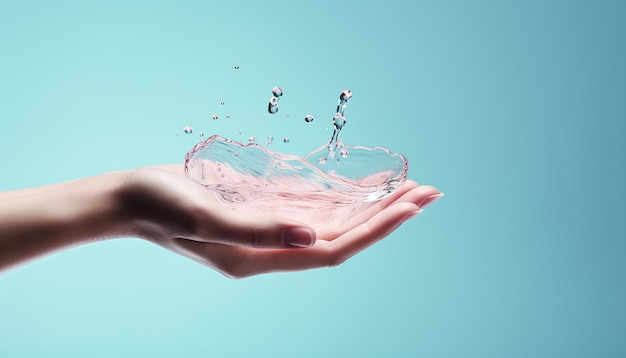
<box><xmin>0</xmin><ymin>164</ymin><xmax>440</xmax><ymax>276</ymax></box>
<box><xmin>118</xmin><ymin>165</ymin><xmax>442</xmax><ymax>278</ymax></box>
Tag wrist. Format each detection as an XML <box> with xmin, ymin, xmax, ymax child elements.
<box><xmin>64</xmin><ymin>171</ymin><xmax>137</xmax><ymax>242</ymax></box>
<box><xmin>0</xmin><ymin>171</ymin><xmax>131</xmax><ymax>273</ymax></box>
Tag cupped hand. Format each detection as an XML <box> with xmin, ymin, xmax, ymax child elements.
<box><xmin>117</xmin><ymin>165</ymin><xmax>441</xmax><ymax>278</ymax></box>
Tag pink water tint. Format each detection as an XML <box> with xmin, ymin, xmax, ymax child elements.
<box><xmin>184</xmin><ymin>135</ymin><xmax>408</xmax><ymax>228</ymax></box>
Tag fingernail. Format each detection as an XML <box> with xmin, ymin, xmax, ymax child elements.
<box><xmin>420</xmin><ymin>193</ymin><xmax>444</xmax><ymax>208</ymax></box>
<box><xmin>404</xmin><ymin>209</ymin><xmax>423</xmax><ymax>222</ymax></box>
<box><xmin>283</xmin><ymin>228</ymin><xmax>315</xmax><ymax>248</ymax></box>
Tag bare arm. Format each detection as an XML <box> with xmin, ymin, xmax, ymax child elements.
<box><xmin>0</xmin><ymin>165</ymin><xmax>441</xmax><ymax>277</ymax></box>
<box><xmin>0</xmin><ymin>172</ymin><xmax>130</xmax><ymax>273</ymax></box>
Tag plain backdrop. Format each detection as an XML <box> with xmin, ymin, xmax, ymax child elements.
<box><xmin>1</xmin><ymin>1</ymin><xmax>624</xmax><ymax>357</ymax></box>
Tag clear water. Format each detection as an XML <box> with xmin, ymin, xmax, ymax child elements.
<box><xmin>184</xmin><ymin>90</ymin><xmax>408</xmax><ymax>227</ymax></box>
<box><xmin>184</xmin><ymin>135</ymin><xmax>407</xmax><ymax>227</ymax></box>
<box><xmin>307</xmin><ymin>89</ymin><xmax>351</xmax><ymax>163</ymax></box>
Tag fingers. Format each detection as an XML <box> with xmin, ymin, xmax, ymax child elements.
<box><xmin>329</xmin><ymin>202</ymin><xmax>420</xmax><ymax>260</ymax></box>
<box><xmin>197</xmin><ymin>210</ymin><xmax>317</xmax><ymax>249</ymax></box>
<box><xmin>227</xmin><ymin>201</ymin><xmax>420</xmax><ymax>276</ymax></box>
<box><xmin>316</xmin><ymin>182</ymin><xmax>441</xmax><ymax>242</ymax></box>
<box><xmin>172</xmin><ymin>188</ymin><xmax>442</xmax><ymax>278</ymax></box>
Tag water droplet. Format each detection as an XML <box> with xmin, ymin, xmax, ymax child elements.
<box><xmin>184</xmin><ymin>126</ymin><xmax>193</xmax><ymax>134</ymax></box>
<box><xmin>220</xmin><ymin>101</ymin><xmax>225</xmax><ymax>105</ymax></box>
<box><xmin>304</xmin><ymin>114</ymin><xmax>314</xmax><ymax>123</ymax></box>
<box><xmin>339</xmin><ymin>148</ymin><xmax>349</xmax><ymax>158</ymax></box>
<box><xmin>283</xmin><ymin>137</ymin><xmax>290</xmax><ymax>143</ymax></box>
<box><xmin>226</xmin><ymin>114</ymin><xmax>231</xmax><ymax>119</ymax></box>
<box><xmin>238</xmin><ymin>131</ymin><xmax>242</xmax><ymax>135</ymax></box>
<box><xmin>340</xmin><ymin>89</ymin><xmax>352</xmax><ymax>102</ymax></box>
<box><xmin>333</xmin><ymin>113</ymin><xmax>346</xmax><ymax>129</ymax></box>
<box><xmin>234</xmin><ymin>65</ymin><xmax>240</xmax><ymax>70</ymax></box>
<box><xmin>285</xmin><ymin>113</ymin><xmax>291</xmax><ymax>118</ymax></box>
<box><xmin>199</xmin><ymin>132</ymin><xmax>205</xmax><ymax>137</ymax></box>
<box><xmin>212</xmin><ymin>114</ymin><xmax>219</xmax><ymax>120</ymax></box>
<box><xmin>317</xmin><ymin>157</ymin><xmax>327</xmax><ymax>164</ymax></box>
<box><xmin>272</xmin><ymin>86</ymin><xmax>283</xmax><ymax>97</ymax></box>
<box><xmin>268</xmin><ymin>96</ymin><xmax>279</xmax><ymax>114</ymax></box>
<box><xmin>248</xmin><ymin>136</ymin><xmax>255</xmax><ymax>142</ymax></box>
<box><xmin>266</xmin><ymin>135</ymin><xmax>274</xmax><ymax>145</ymax></box>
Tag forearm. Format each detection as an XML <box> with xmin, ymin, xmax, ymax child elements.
<box><xmin>0</xmin><ymin>171</ymin><xmax>132</xmax><ymax>273</ymax></box>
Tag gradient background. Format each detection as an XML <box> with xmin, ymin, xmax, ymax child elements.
<box><xmin>1</xmin><ymin>1</ymin><xmax>625</xmax><ymax>357</ymax></box>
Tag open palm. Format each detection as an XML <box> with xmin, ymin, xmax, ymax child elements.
<box><xmin>119</xmin><ymin>164</ymin><xmax>440</xmax><ymax>278</ymax></box>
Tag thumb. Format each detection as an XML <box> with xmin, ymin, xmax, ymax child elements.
<box><xmin>207</xmin><ymin>215</ymin><xmax>316</xmax><ymax>249</ymax></box>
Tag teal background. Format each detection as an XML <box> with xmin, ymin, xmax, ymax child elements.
<box><xmin>1</xmin><ymin>1</ymin><xmax>625</xmax><ymax>357</ymax></box>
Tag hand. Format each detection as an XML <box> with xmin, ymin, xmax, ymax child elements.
<box><xmin>118</xmin><ymin>165</ymin><xmax>442</xmax><ymax>278</ymax></box>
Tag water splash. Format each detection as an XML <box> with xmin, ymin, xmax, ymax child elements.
<box><xmin>305</xmin><ymin>89</ymin><xmax>352</xmax><ymax>166</ymax></box>
<box><xmin>327</xmin><ymin>90</ymin><xmax>352</xmax><ymax>155</ymax></box>
<box><xmin>184</xmin><ymin>89</ymin><xmax>408</xmax><ymax>227</ymax></box>
<box><xmin>184</xmin><ymin>135</ymin><xmax>408</xmax><ymax>228</ymax></box>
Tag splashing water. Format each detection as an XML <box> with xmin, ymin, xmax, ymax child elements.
<box><xmin>184</xmin><ymin>135</ymin><xmax>407</xmax><ymax>227</ymax></box>
<box><xmin>184</xmin><ymin>89</ymin><xmax>408</xmax><ymax>227</ymax></box>
<box><xmin>328</xmin><ymin>90</ymin><xmax>352</xmax><ymax>155</ymax></box>
<box><xmin>305</xmin><ymin>89</ymin><xmax>353</xmax><ymax>168</ymax></box>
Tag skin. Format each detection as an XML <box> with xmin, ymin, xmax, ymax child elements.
<box><xmin>0</xmin><ymin>164</ymin><xmax>441</xmax><ymax>278</ymax></box>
